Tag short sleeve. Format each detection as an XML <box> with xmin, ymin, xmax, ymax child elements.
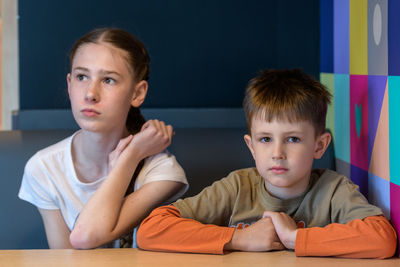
<box><xmin>18</xmin><ymin>156</ymin><xmax>59</xmax><ymax>210</ymax></box>
<box><xmin>330</xmin><ymin>177</ymin><xmax>383</xmax><ymax>223</ymax></box>
<box><xmin>173</xmin><ymin>173</ymin><xmax>238</xmax><ymax>226</ymax></box>
<box><xmin>134</xmin><ymin>151</ymin><xmax>188</xmax><ymax>202</ymax></box>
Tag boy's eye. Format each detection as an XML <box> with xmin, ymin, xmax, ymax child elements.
<box><xmin>104</xmin><ymin>77</ymin><xmax>116</xmax><ymax>85</ymax></box>
<box><xmin>76</xmin><ymin>74</ymin><xmax>87</xmax><ymax>81</ymax></box>
<box><xmin>260</xmin><ymin>137</ymin><xmax>271</xmax><ymax>143</ymax></box>
<box><xmin>287</xmin><ymin>137</ymin><xmax>300</xmax><ymax>143</ymax></box>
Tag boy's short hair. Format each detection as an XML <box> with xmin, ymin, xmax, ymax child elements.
<box><xmin>243</xmin><ymin>69</ymin><xmax>331</xmax><ymax>135</ymax></box>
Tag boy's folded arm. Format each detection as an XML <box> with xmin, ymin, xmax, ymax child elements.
<box><xmin>295</xmin><ymin>215</ymin><xmax>397</xmax><ymax>259</ymax></box>
<box><xmin>137</xmin><ymin>205</ymin><xmax>235</xmax><ymax>254</ymax></box>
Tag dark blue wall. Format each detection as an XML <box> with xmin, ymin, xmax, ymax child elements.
<box><xmin>19</xmin><ymin>0</ymin><xmax>319</xmax><ymax>109</ymax></box>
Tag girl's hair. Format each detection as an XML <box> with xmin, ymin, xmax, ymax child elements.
<box><xmin>69</xmin><ymin>28</ymin><xmax>149</xmax><ymax>247</ymax></box>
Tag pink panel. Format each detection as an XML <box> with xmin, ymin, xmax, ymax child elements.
<box><xmin>350</xmin><ymin>75</ymin><xmax>368</xmax><ymax>171</ymax></box>
<box><xmin>368</xmin><ymin>81</ymin><xmax>390</xmax><ymax>181</ymax></box>
<box><xmin>390</xmin><ymin>182</ymin><xmax>400</xmax><ymax>257</ymax></box>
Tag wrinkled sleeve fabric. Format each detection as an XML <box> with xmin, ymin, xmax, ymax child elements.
<box><xmin>172</xmin><ymin>174</ymin><xmax>238</xmax><ymax>226</ymax></box>
<box><xmin>134</xmin><ymin>151</ymin><xmax>188</xmax><ymax>202</ymax></box>
<box><xmin>295</xmin><ymin>215</ymin><xmax>397</xmax><ymax>259</ymax></box>
<box><xmin>18</xmin><ymin>156</ymin><xmax>59</xmax><ymax>210</ymax></box>
<box><xmin>329</xmin><ymin>176</ymin><xmax>383</xmax><ymax>223</ymax></box>
<box><xmin>137</xmin><ymin>205</ymin><xmax>234</xmax><ymax>254</ymax></box>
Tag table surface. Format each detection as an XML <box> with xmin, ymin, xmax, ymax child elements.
<box><xmin>0</xmin><ymin>249</ymin><xmax>399</xmax><ymax>267</ymax></box>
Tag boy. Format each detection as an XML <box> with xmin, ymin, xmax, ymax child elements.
<box><xmin>137</xmin><ymin>69</ymin><xmax>397</xmax><ymax>258</ymax></box>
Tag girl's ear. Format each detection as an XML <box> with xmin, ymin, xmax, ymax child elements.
<box><xmin>244</xmin><ymin>134</ymin><xmax>256</xmax><ymax>161</ymax></box>
<box><xmin>131</xmin><ymin>80</ymin><xmax>148</xmax><ymax>107</ymax></box>
<box><xmin>313</xmin><ymin>132</ymin><xmax>331</xmax><ymax>159</ymax></box>
<box><xmin>67</xmin><ymin>73</ymin><xmax>72</xmax><ymax>96</ymax></box>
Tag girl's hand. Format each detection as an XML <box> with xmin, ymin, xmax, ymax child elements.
<box><xmin>131</xmin><ymin>119</ymin><xmax>173</xmax><ymax>159</ymax></box>
<box><xmin>108</xmin><ymin>120</ymin><xmax>173</xmax><ymax>171</ymax></box>
<box><xmin>108</xmin><ymin>135</ymin><xmax>134</xmax><ymax>171</ymax></box>
<box><xmin>127</xmin><ymin>120</ymin><xmax>173</xmax><ymax>161</ymax></box>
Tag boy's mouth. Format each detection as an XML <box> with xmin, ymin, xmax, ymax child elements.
<box><xmin>269</xmin><ymin>166</ymin><xmax>288</xmax><ymax>174</ymax></box>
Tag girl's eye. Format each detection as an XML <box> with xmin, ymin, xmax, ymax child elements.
<box><xmin>76</xmin><ymin>74</ymin><xmax>87</xmax><ymax>81</ymax></box>
<box><xmin>104</xmin><ymin>78</ymin><xmax>116</xmax><ymax>85</ymax></box>
<box><xmin>287</xmin><ymin>137</ymin><xmax>300</xmax><ymax>143</ymax></box>
<box><xmin>260</xmin><ymin>137</ymin><xmax>271</xmax><ymax>143</ymax></box>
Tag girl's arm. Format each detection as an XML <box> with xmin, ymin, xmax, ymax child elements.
<box><xmin>70</xmin><ymin>120</ymin><xmax>183</xmax><ymax>249</ymax></box>
<box><xmin>38</xmin><ymin>208</ymin><xmax>73</xmax><ymax>249</ymax></box>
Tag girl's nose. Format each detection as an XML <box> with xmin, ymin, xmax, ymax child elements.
<box><xmin>85</xmin><ymin>83</ymin><xmax>100</xmax><ymax>103</ymax></box>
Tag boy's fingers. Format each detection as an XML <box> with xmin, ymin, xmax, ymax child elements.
<box><xmin>262</xmin><ymin>210</ymin><xmax>275</xmax><ymax>219</ymax></box>
<box><xmin>271</xmin><ymin>241</ymin><xmax>285</xmax><ymax>251</ymax></box>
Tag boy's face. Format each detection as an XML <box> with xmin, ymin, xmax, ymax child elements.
<box><xmin>244</xmin><ymin>117</ymin><xmax>331</xmax><ymax>199</ymax></box>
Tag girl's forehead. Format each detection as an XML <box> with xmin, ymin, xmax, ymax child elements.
<box><xmin>72</xmin><ymin>42</ymin><xmax>132</xmax><ymax>72</ymax></box>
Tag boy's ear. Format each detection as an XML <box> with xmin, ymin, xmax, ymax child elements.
<box><xmin>244</xmin><ymin>134</ymin><xmax>256</xmax><ymax>160</ymax></box>
<box><xmin>313</xmin><ymin>132</ymin><xmax>331</xmax><ymax>159</ymax></box>
<box><xmin>67</xmin><ymin>73</ymin><xmax>71</xmax><ymax>96</ymax></box>
<box><xmin>131</xmin><ymin>80</ymin><xmax>148</xmax><ymax>107</ymax></box>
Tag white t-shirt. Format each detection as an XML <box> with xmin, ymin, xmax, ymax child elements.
<box><xmin>18</xmin><ymin>131</ymin><xmax>188</xmax><ymax>247</ymax></box>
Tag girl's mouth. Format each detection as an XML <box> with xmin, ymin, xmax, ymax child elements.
<box><xmin>81</xmin><ymin>108</ymin><xmax>101</xmax><ymax>117</ymax></box>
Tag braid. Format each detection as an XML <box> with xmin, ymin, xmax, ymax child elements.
<box><xmin>124</xmin><ymin>106</ymin><xmax>146</xmax><ymax>196</ymax></box>
<box><xmin>119</xmin><ymin>106</ymin><xmax>146</xmax><ymax>248</ymax></box>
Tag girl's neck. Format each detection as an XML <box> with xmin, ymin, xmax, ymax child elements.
<box><xmin>72</xmin><ymin>127</ymin><xmax>130</xmax><ymax>183</ymax></box>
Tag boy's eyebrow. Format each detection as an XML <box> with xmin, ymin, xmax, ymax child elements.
<box><xmin>254</xmin><ymin>130</ymin><xmax>304</xmax><ymax>136</ymax></box>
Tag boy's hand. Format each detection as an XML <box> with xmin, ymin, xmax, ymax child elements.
<box><xmin>262</xmin><ymin>211</ymin><xmax>298</xmax><ymax>250</ymax></box>
<box><xmin>224</xmin><ymin>217</ymin><xmax>285</xmax><ymax>252</ymax></box>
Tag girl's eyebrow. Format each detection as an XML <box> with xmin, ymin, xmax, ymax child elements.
<box><xmin>72</xmin><ymin>67</ymin><xmax>122</xmax><ymax>78</ymax></box>
<box><xmin>72</xmin><ymin>66</ymin><xmax>89</xmax><ymax>72</ymax></box>
<box><xmin>99</xmin><ymin>70</ymin><xmax>122</xmax><ymax>78</ymax></box>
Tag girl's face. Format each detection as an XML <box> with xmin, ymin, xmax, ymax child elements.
<box><xmin>67</xmin><ymin>42</ymin><xmax>147</xmax><ymax>134</ymax></box>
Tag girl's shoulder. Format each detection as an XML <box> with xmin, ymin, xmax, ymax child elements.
<box><xmin>35</xmin><ymin>134</ymin><xmax>74</xmax><ymax>157</ymax></box>
<box><xmin>25</xmin><ymin>132</ymin><xmax>77</xmax><ymax>174</ymax></box>
<box><xmin>134</xmin><ymin>150</ymin><xmax>188</xmax><ymax>190</ymax></box>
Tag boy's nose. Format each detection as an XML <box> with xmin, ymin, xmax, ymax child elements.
<box><xmin>271</xmin><ymin>144</ymin><xmax>286</xmax><ymax>160</ymax></box>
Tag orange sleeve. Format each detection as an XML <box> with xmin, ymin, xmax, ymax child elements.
<box><xmin>295</xmin><ymin>215</ymin><xmax>397</xmax><ymax>259</ymax></box>
<box><xmin>137</xmin><ymin>205</ymin><xmax>235</xmax><ymax>254</ymax></box>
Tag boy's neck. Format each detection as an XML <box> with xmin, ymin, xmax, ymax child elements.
<box><xmin>263</xmin><ymin>175</ymin><xmax>311</xmax><ymax>200</ymax></box>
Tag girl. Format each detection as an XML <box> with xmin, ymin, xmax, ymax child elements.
<box><xmin>18</xmin><ymin>28</ymin><xmax>188</xmax><ymax>249</ymax></box>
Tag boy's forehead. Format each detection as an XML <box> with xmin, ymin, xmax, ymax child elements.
<box><xmin>250</xmin><ymin>116</ymin><xmax>314</xmax><ymax>133</ymax></box>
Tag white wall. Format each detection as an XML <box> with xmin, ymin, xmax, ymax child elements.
<box><xmin>1</xmin><ymin>0</ymin><xmax>18</xmax><ymax>130</ymax></box>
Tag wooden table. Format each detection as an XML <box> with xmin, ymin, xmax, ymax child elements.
<box><xmin>0</xmin><ymin>249</ymin><xmax>399</xmax><ymax>267</ymax></box>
